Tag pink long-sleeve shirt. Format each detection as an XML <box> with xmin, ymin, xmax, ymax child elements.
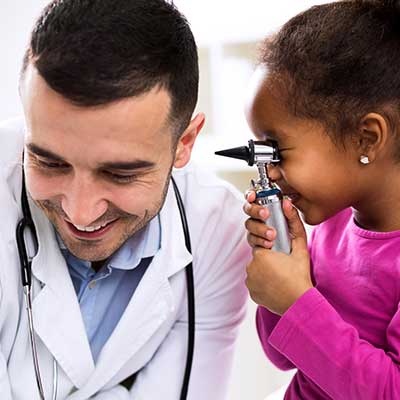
<box><xmin>256</xmin><ymin>208</ymin><xmax>400</xmax><ymax>399</ymax></box>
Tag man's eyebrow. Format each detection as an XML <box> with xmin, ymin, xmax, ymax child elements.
<box><xmin>26</xmin><ymin>143</ymin><xmax>66</xmax><ymax>161</ymax></box>
<box><xmin>26</xmin><ymin>143</ymin><xmax>156</xmax><ymax>170</ymax></box>
<box><xmin>99</xmin><ymin>160</ymin><xmax>156</xmax><ymax>170</ymax></box>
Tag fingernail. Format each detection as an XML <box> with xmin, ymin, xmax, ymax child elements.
<box><xmin>266</xmin><ymin>230</ymin><xmax>274</xmax><ymax>240</ymax></box>
<box><xmin>284</xmin><ymin>198</ymin><xmax>293</xmax><ymax>208</ymax></box>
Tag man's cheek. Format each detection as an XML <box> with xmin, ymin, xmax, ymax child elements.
<box><xmin>115</xmin><ymin>190</ymin><xmax>154</xmax><ymax>216</ymax></box>
<box><xmin>25</xmin><ymin>170</ymin><xmax>60</xmax><ymax>201</ymax></box>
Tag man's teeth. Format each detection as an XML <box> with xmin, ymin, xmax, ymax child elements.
<box><xmin>73</xmin><ymin>221</ymin><xmax>110</xmax><ymax>232</ymax></box>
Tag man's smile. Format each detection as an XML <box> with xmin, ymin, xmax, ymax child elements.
<box><xmin>64</xmin><ymin>218</ymin><xmax>119</xmax><ymax>240</ymax></box>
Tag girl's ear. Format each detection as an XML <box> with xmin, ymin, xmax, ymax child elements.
<box><xmin>355</xmin><ymin>113</ymin><xmax>389</xmax><ymax>163</ymax></box>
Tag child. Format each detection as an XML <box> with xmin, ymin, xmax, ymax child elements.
<box><xmin>243</xmin><ymin>1</ymin><xmax>400</xmax><ymax>398</ymax></box>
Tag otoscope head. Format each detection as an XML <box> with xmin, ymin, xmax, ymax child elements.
<box><xmin>215</xmin><ymin>139</ymin><xmax>280</xmax><ymax>166</ymax></box>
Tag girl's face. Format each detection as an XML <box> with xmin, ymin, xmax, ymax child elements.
<box><xmin>245</xmin><ymin>68</ymin><xmax>366</xmax><ymax>226</ymax></box>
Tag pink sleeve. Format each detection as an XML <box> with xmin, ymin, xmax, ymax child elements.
<box><xmin>255</xmin><ymin>224</ymin><xmax>319</xmax><ymax>371</ymax></box>
<box><xmin>256</xmin><ymin>306</ymin><xmax>296</xmax><ymax>370</ymax></box>
<box><xmin>269</xmin><ymin>288</ymin><xmax>400</xmax><ymax>399</ymax></box>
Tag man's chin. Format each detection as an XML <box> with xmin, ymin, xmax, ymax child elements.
<box><xmin>60</xmin><ymin>238</ymin><xmax>115</xmax><ymax>262</ymax></box>
<box><xmin>56</xmin><ymin>217</ymin><xmax>147</xmax><ymax>262</ymax></box>
<box><xmin>53</xmin><ymin>220</ymin><xmax>123</xmax><ymax>261</ymax></box>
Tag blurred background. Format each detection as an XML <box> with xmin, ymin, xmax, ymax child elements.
<box><xmin>0</xmin><ymin>1</ymin><xmax>333</xmax><ymax>399</ymax></box>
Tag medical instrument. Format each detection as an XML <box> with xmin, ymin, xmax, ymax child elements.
<box><xmin>16</xmin><ymin>172</ymin><xmax>57</xmax><ymax>400</ymax></box>
<box><xmin>215</xmin><ymin>139</ymin><xmax>291</xmax><ymax>254</ymax></box>
<box><xmin>16</xmin><ymin>171</ymin><xmax>195</xmax><ymax>400</ymax></box>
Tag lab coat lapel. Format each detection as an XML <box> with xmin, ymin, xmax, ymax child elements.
<box><xmin>28</xmin><ymin>198</ymin><xmax>95</xmax><ymax>389</ymax></box>
<box><xmin>82</xmin><ymin>181</ymin><xmax>192</xmax><ymax>393</ymax></box>
<box><xmin>160</xmin><ymin>177</ymin><xmax>193</xmax><ymax>279</ymax></box>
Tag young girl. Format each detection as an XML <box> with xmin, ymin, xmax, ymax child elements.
<box><xmin>243</xmin><ymin>1</ymin><xmax>400</xmax><ymax>398</ymax></box>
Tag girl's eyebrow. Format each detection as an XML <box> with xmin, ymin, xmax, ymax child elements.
<box><xmin>263</xmin><ymin>128</ymin><xmax>289</xmax><ymax>141</ymax></box>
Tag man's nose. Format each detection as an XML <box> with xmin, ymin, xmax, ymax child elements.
<box><xmin>60</xmin><ymin>175</ymin><xmax>108</xmax><ymax>226</ymax></box>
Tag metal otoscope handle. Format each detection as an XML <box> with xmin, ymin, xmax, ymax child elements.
<box><xmin>215</xmin><ymin>139</ymin><xmax>292</xmax><ymax>254</ymax></box>
<box><xmin>255</xmin><ymin>187</ymin><xmax>291</xmax><ymax>254</ymax></box>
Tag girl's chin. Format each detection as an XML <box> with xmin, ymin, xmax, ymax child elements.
<box><xmin>296</xmin><ymin>206</ymin><xmax>325</xmax><ymax>226</ymax></box>
<box><xmin>301</xmin><ymin>216</ymin><xmax>320</xmax><ymax>226</ymax></box>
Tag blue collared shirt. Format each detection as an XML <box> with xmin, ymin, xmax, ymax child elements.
<box><xmin>57</xmin><ymin>216</ymin><xmax>161</xmax><ymax>362</ymax></box>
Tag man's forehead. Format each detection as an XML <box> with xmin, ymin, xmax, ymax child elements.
<box><xmin>22</xmin><ymin>65</ymin><xmax>174</xmax><ymax>134</ymax></box>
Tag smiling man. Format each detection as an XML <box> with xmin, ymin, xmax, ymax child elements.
<box><xmin>0</xmin><ymin>1</ymin><xmax>249</xmax><ymax>399</ymax></box>
<box><xmin>22</xmin><ymin>69</ymin><xmax>178</xmax><ymax>267</ymax></box>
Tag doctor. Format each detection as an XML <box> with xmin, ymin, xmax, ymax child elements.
<box><xmin>0</xmin><ymin>0</ymin><xmax>250</xmax><ymax>399</ymax></box>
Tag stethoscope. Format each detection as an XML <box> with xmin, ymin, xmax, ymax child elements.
<box><xmin>16</xmin><ymin>170</ymin><xmax>195</xmax><ymax>400</ymax></box>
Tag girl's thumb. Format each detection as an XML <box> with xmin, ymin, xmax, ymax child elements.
<box><xmin>282</xmin><ymin>199</ymin><xmax>307</xmax><ymax>251</ymax></box>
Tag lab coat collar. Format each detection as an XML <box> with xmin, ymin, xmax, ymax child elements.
<box><xmin>31</xmin><ymin>176</ymin><xmax>192</xmax><ymax>279</ymax></box>
<box><xmin>56</xmin><ymin>214</ymin><xmax>161</xmax><ymax>272</ymax></box>
<box><xmin>158</xmin><ymin>176</ymin><xmax>193</xmax><ymax>278</ymax></box>
<box><xmin>26</xmin><ymin>176</ymin><xmax>192</xmax><ymax>393</ymax></box>
<box><xmin>28</xmin><ymin>196</ymin><xmax>95</xmax><ymax>388</ymax></box>
<box><xmin>81</xmin><ymin>178</ymin><xmax>193</xmax><ymax>394</ymax></box>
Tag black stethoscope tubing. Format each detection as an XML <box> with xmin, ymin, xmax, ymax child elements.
<box><xmin>16</xmin><ymin>171</ymin><xmax>195</xmax><ymax>400</ymax></box>
<box><xmin>171</xmin><ymin>176</ymin><xmax>195</xmax><ymax>400</ymax></box>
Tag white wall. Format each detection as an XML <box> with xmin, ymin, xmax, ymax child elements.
<box><xmin>0</xmin><ymin>0</ymin><xmax>333</xmax><ymax>123</ymax></box>
<box><xmin>0</xmin><ymin>1</ymin><xmax>330</xmax><ymax>399</ymax></box>
<box><xmin>0</xmin><ymin>0</ymin><xmax>49</xmax><ymax>121</ymax></box>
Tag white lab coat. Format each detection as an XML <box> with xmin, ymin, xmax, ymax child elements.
<box><xmin>0</xmin><ymin>118</ymin><xmax>251</xmax><ymax>400</ymax></box>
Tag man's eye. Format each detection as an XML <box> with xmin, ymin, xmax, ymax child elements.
<box><xmin>36</xmin><ymin>158</ymin><xmax>68</xmax><ymax>169</ymax></box>
<box><xmin>104</xmin><ymin>171</ymin><xmax>137</xmax><ymax>184</ymax></box>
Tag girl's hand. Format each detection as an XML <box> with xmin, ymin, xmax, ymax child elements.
<box><xmin>243</xmin><ymin>190</ymin><xmax>278</xmax><ymax>249</ymax></box>
<box><xmin>243</xmin><ymin>191</ymin><xmax>313</xmax><ymax>315</ymax></box>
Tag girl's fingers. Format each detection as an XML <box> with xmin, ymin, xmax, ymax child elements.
<box><xmin>244</xmin><ymin>189</ymin><xmax>270</xmax><ymax>221</ymax></box>
<box><xmin>244</xmin><ymin>189</ymin><xmax>256</xmax><ymax>202</ymax></box>
<box><xmin>247</xmin><ymin>232</ymin><xmax>274</xmax><ymax>249</ymax></box>
<box><xmin>245</xmin><ymin>218</ymin><xmax>276</xmax><ymax>240</ymax></box>
<box><xmin>243</xmin><ymin>202</ymin><xmax>270</xmax><ymax>221</ymax></box>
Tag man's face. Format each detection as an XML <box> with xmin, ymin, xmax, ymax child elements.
<box><xmin>21</xmin><ymin>66</ymin><xmax>177</xmax><ymax>262</ymax></box>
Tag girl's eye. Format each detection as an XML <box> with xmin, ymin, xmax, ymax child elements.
<box><xmin>278</xmin><ymin>148</ymin><xmax>291</xmax><ymax>161</ymax></box>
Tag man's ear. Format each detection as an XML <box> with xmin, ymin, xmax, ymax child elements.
<box><xmin>174</xmin><ymin>113</ymin><xmax>205</xmax><ymax>168</ymax></box>
<box><xmin>355</xmin><ymin>113</ymin><xmax>389</xmax><ymax>163</ymax></box>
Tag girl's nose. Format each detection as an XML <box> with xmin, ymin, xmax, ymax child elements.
<box><xmin>267</xmin><ymin>163</ymin><xmax>282</xmax><ymax>182</ymax></box>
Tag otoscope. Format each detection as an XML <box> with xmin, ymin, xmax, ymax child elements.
<box><xmin>215</xmin><ymin>140</ymin><xmax>291</xmax><ymax>254</ymax></box>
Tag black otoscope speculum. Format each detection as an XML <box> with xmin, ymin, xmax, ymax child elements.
<box><xmin>215</xmin><ymin>139</ymin><xmax>280</xmax><ymax>167</ymax></box>
<box><xmin>215</xmin><ymin>140</ymin><xmax>291</xmax><ymax>254</ymax></box>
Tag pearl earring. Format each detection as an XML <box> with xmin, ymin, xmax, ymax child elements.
<box><xmin>360</xmin><ymin>155</ymin><xmax>370</xmax><ymax>165</ymax></box>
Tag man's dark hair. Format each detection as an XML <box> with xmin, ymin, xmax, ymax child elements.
<box><xmin>21</xmin><ymin>0</ymin><xmax>199</xmax><ymax>138</ymax></box>
<box><xmin>260</xmin><ymin>0</ymin><xmax>400</xmax><ymax>158</ymax></box>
